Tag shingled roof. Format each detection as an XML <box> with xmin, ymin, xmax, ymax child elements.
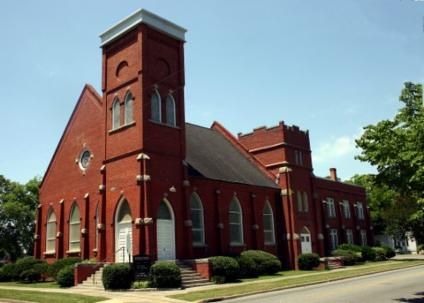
<box><xmin>185</xmin><ymin>123</ymin><xmax>279</xmax><ymax>189</ymax></box>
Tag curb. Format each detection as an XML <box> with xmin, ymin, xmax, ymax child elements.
<box><xmin>197</xmin><ymin>262</ymin><xmax>424</xmax><ymax>303</ymax></box>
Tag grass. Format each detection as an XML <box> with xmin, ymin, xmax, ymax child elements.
<box><xmin>0</xmin><ymin>288</ymin><xmax>107</xmax><ymax>303</ymax></box>
<box><xmin>0</xmin><ymin>281</ymin><xmax>59</xmax><ymax>288</ymax></box>
<box><xmin>239</xmin><ymin>270</ymin><xmax>319</xmax><ymax>282</ymax></box>
<box><xmin>170</xmin><ymin>260</ymin><xmax>424</xmax><ymax>302</ymax></box>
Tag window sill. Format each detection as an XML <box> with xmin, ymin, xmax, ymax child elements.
<box><xmin>43</xmin><ymin>251</ymin><xmax>56</xmax><ymax>256</ymax></box>
<box><xmin>66</xmin><ymin>250</ymin><xmax>81</xmax><ymax>256</ymax></box>
<box><xmin>229</xmin><ymin>243</ymin><xmax>245</xmax><ymax>247</ymax></box>
<box><xmin>109</xmin><ymin>121</ymin><xmax>136</xmax><ymax>134</ymax></box>
<box><xmin>193</xmin><ymin>243</ymin><xmax>207</xmax><ymax>248</ymax></box>
<box><xmin>148</xmin><ymin>119</ymin><xmax>180</xmax><ymax>129</ymax></box>
<box><xmin>264</xmin><ymin>242</ymin><xmax>276</xmax><ymax>246</ymax></box>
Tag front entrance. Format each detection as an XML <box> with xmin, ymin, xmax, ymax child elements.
<box><xmin>300</xmin><ymin>226</ymin><xmax>312</xmax><ymax>254</ymax></box>
<box><xmin>156</xmin><ymin>199</ymin><xmax>176</xmax><ymax>260</ymax></box>
<box><xmin>115</xmin><ymin>199</ymin><xmax>133</xmax><ymax>263</ymax></box>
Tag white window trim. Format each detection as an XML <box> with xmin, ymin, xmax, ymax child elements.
<box><xmin>330</xmin><ymin>229</ymin><xmax>338</xmax><ymax>250</ymax></box>
<box><xmin>69</xmin><ymin>204</ymin><xmax>81</xmax><ymax>252</ymax></box>
<box><xmin>346</xmin><ymin>229</ymin><xmax>354</xmax><ymax>244</ymax></box>
<box><xmin>124</xmin><ymin>91</ymin><xmax>134</xmax><ymax>125</ymax></box>
<box><xmin>229</xmin><ymin>198</ymin><xmax>244</xmax><ymax>246</ymax></box>
<box><xmin>327</xmin><ymin>198</ymin><xmax>336</xmax><ymax>217</ymax></box>
<box><xmin>112</xmin><ymin>97</ymin><xmax>121</xmax><ymax>130</ymax></box>
<box><xmin>343</xmin><ymin>200</ymin><xmax>351</xmax><ymax>219</ymax></box>
<box><xmin>190</xmin><ymin>193</ymin><xmax>205</xmax><ymax>246</ymax></box>
<box><xmin>165</xmin><ymin>94</ymin><xmax>176</xmax><ymax>127</ymax></box>
<box><xmin>151</xmin><ymin>90</ymin><xmax>162</xmax><ymax>122</ymax></box>
<box><xmin>263</xmin><ymin>201</ymin><xmax>276</xmax><ymax>245</ymax></box>
<box><xmin>46</xmin><ymin>210</ymin><xmax>56</xmax><ymax>253</ymax></box>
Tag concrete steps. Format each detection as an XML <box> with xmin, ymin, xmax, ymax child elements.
<box><xmin>75</xmin><ymin>266</ymin><xmax>105</xmax><ymax>289</ymax></box>
<box><xmin>176</xmin><ymin>261</ymin><xmax>213</xmax><ymax>288</ymax></box>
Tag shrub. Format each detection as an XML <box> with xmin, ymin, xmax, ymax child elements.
<box><xmin>102</xmin><ymin>264</ymin><xmax>133</xmax><ymax>290</ymax></box>
<box><xmin>236</xmin><ymin>254</ymin><xmax>258</xmax><ymax>278</ymax></box>
<box><xmin>337</xmin><ymin>244</ymin><xmax>362</xmax><ymax>252</ymax></box>
<box><xmin>33</xmin><ymin>262</ymin><xmax>49</xmax><ymax>281</ymax></box>
<box><xmin>381</xmin><ymin>245</ymin><xmax>396</xmax><ymax>258</ymax></box>
<box><xmin>298</xmin><ymin>253</ymin><xmax>320</xmax><ymax>270</ymax></box>
<box><xmin>57</xmin><ymin>265</ymin><xmax>74</xmax><ymax>287</ymax></box>
<box><xmin>372</xmin><ymin>247</ymin><xmax>387</xmax><ymax>261</ymax></box>
<box><xmin>20</xmin><ymin>269</ymin><xmax>41</xmax><ymax>283</ymax></box>
<box><xmin>0</xmin><ymin>263</ymin><xmax>16</xmax><ymax>282</ymax></box>
<box><xmin>149</xmin><ymin>261</ymin><xmax>181</xmax><ymax>288</ymax></box>
<box><xmin>241</xmin><ymin>250</ymin><xmax>281</xmax><ymax>275</ymax></box>
<box><xmin>14</xmin><ymin>257</ymin><xmax>46</xmax><ymax>281</ymax></box>
<box><xmin>210</xmin><ymin>256</ymin><xmax>239</xmax><ymax>283</ymax></box>
<box><xmin>332</xmin><ymin>249</ymin><xmax>361</xmax><ymax>266</ymax></box>
<box><xmin>417</xmin><ymin>244</ymin><xmax>424</xmax><ymax>254</ymax></box>
<box><xmin>47</xmin><ymin>257</ymin><xmax>81</xmax><ymax>281</ymax></box>
<box><xmin>361</xmin><ymin>246</ymin><xmax>376</xmax><ymax>261</ymax></box>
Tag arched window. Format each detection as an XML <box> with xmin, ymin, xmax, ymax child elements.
<box><xmin>297</xmin><ymin>191</ymin><xmax>303</xmax><ymax>212</ymax></box>
<box><xmin>69</xmin><ymin>203</ymin><xmax>81</xmax><ymax>252</ymax></box>
<box><xmin>229</xmin><ymin>198</ymin><xmax>243</xmax><ymax>245</ymax></box>
<box><xmin>112</xmin><ymin>98</ymin><xmax>121</xmax><ymax>129</ymax></box>
<box><xmin>46</xmin><ymin>209</ymin><xmax>56</xmax><ymax>253</ymax></box>
<box><xmin>263</xmin><ymin>201</ymin><xmax>275</xmax><ymax>245</ymax></box>
<box><xmin>190</xmin><ymin>193</ymin><xmax>205</xmax><ymax>245</ymax></box>
<box><xmin>94</xmin><ymin>204</ymin><xmax>99</xmax><ymax>251</ymax></box>
<box><xmin>151</xmin><ymin>90</ymin><xmax>161</xmax><ymax>122</ymax></box>
<box><xmin>124</xmin><ymin>91</ymin><xmax>134</xmax><ymax>124</ymax></box>
<box><xmin>166</xmin><ymin>95</ymin><xmax>176</xmax><ymax>126</ymax></box>
<box><xmin>303</xmin><ymin>192</ymin><xmax>309</xmax><ymax>212</ymax></box>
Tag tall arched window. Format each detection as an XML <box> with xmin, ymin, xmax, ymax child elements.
<box><xmin>263</xmin><ymin>201</ymin><xmax>276</xmax><ymax>245</ymax></box>
<box><xmin>69</xmin><ymin>203</ymin><xmax>81</xmax><ymax>252</ymax></box>
<box><xmin>166</xmin><ymin>95</ymin><xmax>176</xmax><ymax>126</ymax></box>
<box><xmin>229</xmin><ymin>198</ymin><xmax>243</xmax><ymax>245</ymax></box>
<box><xmin>303</xmin><ymin>192</ymin><xmax>309</xmax><ymax>212</ymax></box>
<box><xmin>46</xmin><ymin>209</ymin><xmax>56</xmax><ymax>253</ymax></box>
<box><xmin>112</xmin><ymin>98</ymin><xmax>121</xmax><ymax>129</ymax></box>
<box><xmin>94</xmin><ymin>204</ymin><xmax>99</xmax><ymax>251</ymax></box>
<box><xmin>124</xmin><ymin>91</ymin><xmax>134</xmax><ymax>124</ymax></box>
<box><xmin>151</xmin><ymin>90</ymin><xmax>161</xmax><ymax>122</ymax></box>
<box><xmin>190</xmin><ymin>193</ymin><xmax>205</xmax><ymax>245</ymax></box>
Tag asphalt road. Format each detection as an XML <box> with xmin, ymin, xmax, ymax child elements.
<box><xmin>225</xmin><ymin>265</ymin><xmax>424</xmax><ymax>303</ymax></box>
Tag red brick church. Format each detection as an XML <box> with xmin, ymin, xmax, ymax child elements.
<box><xmin>34</xmin><ymin>9</ymin><xmax>372</xmax><ymax>269</ymax></box>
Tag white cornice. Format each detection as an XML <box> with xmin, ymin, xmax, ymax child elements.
<box><xmin>100</xmin><ymin>9</ymin><xmax>187</xmax><ymax>47</ymax></box>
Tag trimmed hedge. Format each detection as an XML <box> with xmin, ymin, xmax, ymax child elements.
<box><xmin>241</xmin><ymin>250</ymin><xmax>281</xmax><ymax>275</ymax></box>
<box><xmin>381</xmin><ymin>245</ymin><xmax>396</xmax><ymax>259</ymax></box>
<box><xmin>332</xmin><ymin>249</ymin><xmax>361</xmax><ymax>266</ymax></box>
<box><xmin>236</xmin><ymin>254</ymin><xmax>258</xmax><ymax>278</ymax></box>
<box><xmin>337</xmin><ymin>244</ymin><xmax>362</xmax><ymax>252</ymax></box>
<box><xmin>47</xmin><ymin>257</ymin><xmax>81</xmax><ymax>281</ymax></box>
<box><xmin>150</xmin><ymin>261</ymin><xmax>181</xmax><ymax>288</ymax></box>
<box><xmin>57</xmin><ymin>265</ymin><xmax>74</xmax><ymax>287</ymax></box>
<box><xmin>298</xmin><ymin>253</ymin><xmax>320</xmax><ymax>270</ymax></box>
<box><xmin>210</xmin><ymin>256</ymin><xmax>239</xmax><ymax>283</ymax></box>
<box><xmin>372</xmin><ymin>247</ymin><xmax>387</xmax><ymax>261</ymax></box>
<box><xmin>0</xmin><ymin>263</ymin><xmax>17</xmax><ymax>282</ymax></box>
<box><xmin>361</xmin><ymin>246</ymin><xmax>376</xmax><ymax>261</ymax></box>
<box><xmin>102</xmin><ymin>264</ymin><xmax>133</xmax><ymax>290</ymax></box>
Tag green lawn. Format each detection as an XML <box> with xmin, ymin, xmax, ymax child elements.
<box><xmin>0</xmin><ymin>288</ymin><xmax>107</xmax><ymax>303</ymax></box>
<box><xmin>0</xmin><ymin>281</ymin><xmax>59</xmax><ymax>288</ymax></box>
<box><xmin>170</xmin><ymin>260</ymin><xmax>424</xmax><ymax>302</ymax></box>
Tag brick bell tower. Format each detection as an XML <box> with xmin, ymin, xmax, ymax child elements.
<box><xmin>99</xmin><ymin>10</ymin><xmax>187</xmax><ymax>262</ymax></box>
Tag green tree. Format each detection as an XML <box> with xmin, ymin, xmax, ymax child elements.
<box><xmin>355</xmin><ymin>82</ymin><xmax>424</xmax><ymax>242</ymax></box>
<box><xmin>0</xmin><ymin>175</ymin><xmax>40</xmax><ymax>260</ymax></box>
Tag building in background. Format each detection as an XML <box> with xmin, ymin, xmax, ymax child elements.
<box><xmin>34</xmin><ymin>9</ymin><xmax>372</xmax><ymax>270</ymax></box>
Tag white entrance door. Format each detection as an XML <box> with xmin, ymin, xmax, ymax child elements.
<box><xmin>157</xmin><ymin>200</ymin><xmax>176</xmax><ymax>260</ymax></box>
<box><xmin>300</xmin><ymin>233</ymin><xmax>312</xmax><ymax>254</ymax></box>
<box><xmin>116</xmin><ymin>222</ymin><xmax>132</xmax><ymax>263</ymax></box>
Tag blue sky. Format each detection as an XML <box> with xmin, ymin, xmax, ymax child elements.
<box><xmin>1</xmin><ymin>0</ymin><xmax>423</xmax><ymax>184</ymax></box>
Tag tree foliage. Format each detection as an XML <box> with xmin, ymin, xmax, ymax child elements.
<box><xmin>0</xmin><ymin>175</ymin><xmax>40</xmax><ymax>260</ymax></box>
<box><xmin>354</xmin><ymin>82</ymin><xmax>424</xmax><ymax>242</ymax></box>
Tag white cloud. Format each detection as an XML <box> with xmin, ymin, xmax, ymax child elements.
<box><xmin>313</xmin><ymin>135</ymin><xmax>357</xmax><ymax>164</ymax></box>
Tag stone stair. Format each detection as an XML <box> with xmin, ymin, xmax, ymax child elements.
<box><xmin>76</xmin><ymin>266</ymin><xmax>105</xmax><ymax>289</ymax></box>
<box><xmin>176</xmin><ymin>261</ymin><xmax>213</xmax><ymax>288</ymax></box>
<box><xmin>326</xmin><ymin>257</ymin><xmax>344</xmax><ymax>270</ymax></box>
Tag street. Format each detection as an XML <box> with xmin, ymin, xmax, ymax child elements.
<box><xmin>225</xmin><ymin>265</ymin><xmax>424</xmax><ymax>303</ymax></box>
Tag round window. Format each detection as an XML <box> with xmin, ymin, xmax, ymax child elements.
<box><xmin>79</xmin><ymin>150</ymin><xmax>91</xmax><ymax>169</ymax></box>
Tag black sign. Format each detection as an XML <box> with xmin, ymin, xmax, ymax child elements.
<box><xmin>133</xmin><ymin>255</ymin><xmax>151</xmax><ymax>279</ymax></box>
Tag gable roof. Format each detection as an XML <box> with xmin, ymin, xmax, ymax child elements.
<box><xmin>185</xmin><ymin>123</ymin><xmax>279</xmax><ymax>189</ymax></box>
<box><xmin>40</xmin><ymin>84</ymin><xmax>102</xmax><ymax>188</ymax></box>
